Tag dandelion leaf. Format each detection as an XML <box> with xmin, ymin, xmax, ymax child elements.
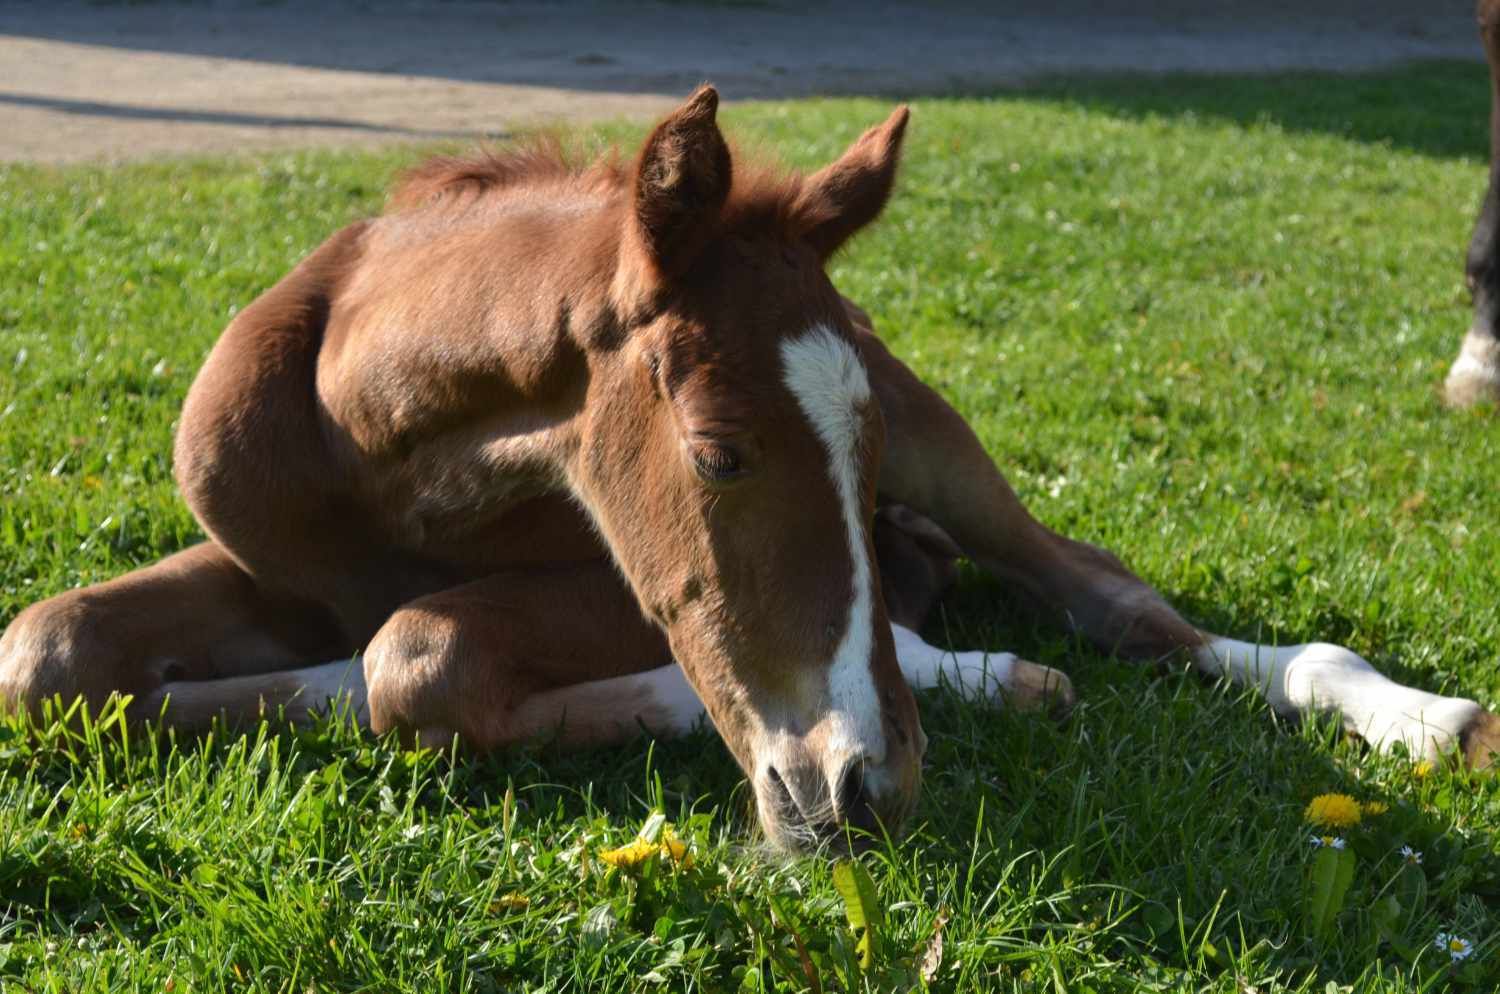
<box><xmin>832</xmin><ymin>860</ymin><xmax>883</xmax><ymax>970</ymax></box>
<box><xmin>1302</xmin><ymin>846</ymin><xmax>1355</xmax><ymax>943</ymax></box>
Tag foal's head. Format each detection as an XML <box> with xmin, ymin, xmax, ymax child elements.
<box><xmin>574</xmin><ymin>88</ymin><xmax>922</xmax><ymax>850</ymax></box>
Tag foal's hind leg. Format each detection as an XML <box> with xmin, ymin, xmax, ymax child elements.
<box><xmin>0</xmin><ymin>542</ymin><xmax>347</xmax><ymax>718</ymax></box>
<box><xmin>854</xmin><ymin>324</ymin><xmax>1201</xmax><ymax>659</ymax></box>
<box><xmin>854</xmin><ymin>315</ymin><xmax>1500</xmax><ymax>767</ymax></box>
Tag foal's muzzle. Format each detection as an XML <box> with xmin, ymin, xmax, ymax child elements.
<box><xmin>758</xmin><ymin>748</ymin><xmax>921</xmax><ymax>852</ymax></box>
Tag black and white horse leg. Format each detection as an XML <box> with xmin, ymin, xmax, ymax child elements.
<box><xmin>1447</xmin><ymin>0</ymin><xmax>1500</xmax><ymax>407</ymax></box>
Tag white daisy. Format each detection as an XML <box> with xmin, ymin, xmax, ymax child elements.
<box><xmin>1399</xmin><ymin>845</ymin><xmax>1422</xmax><ymax>865</ymax></box>
<box><xmin>1307</xmin><ymin>835</ymin><xmax>1347</xmax><ymax>850</ymax></box>
<box><xmin>1435</xmin><ymin>932</ymin><xmax>1473</xmax><ymax>962</ymax></box>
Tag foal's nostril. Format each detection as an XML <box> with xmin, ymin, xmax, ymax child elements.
<box><xmin>834</xmin><ymin>762</ymin><xmax>863</xmax><ymax>818</ymax></box>
<box><xmin>832</xmin><ymin>760</ymin><xmax>881</xmax><ymax>836</ymax></box>
<box><xmin>766</xmin><ymin>766</ymin><xmax>799</xmax><ymax>819</ymax></box>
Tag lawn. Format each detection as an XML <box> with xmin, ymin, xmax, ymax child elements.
<box><xmin>2</xmin><ymin>62</ymin><xmax>1500</xmax><ymax>992</ymax></box>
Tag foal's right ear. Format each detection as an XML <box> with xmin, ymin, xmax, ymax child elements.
<box><xmin>791</xmin><ymin>106</ymin><xmax>909</xmax><ymax>260</ymax></box>
<box><xmin>630</xmin><ymin>85</ymin><xmax>733</xmax><ymax>279</ymax></box>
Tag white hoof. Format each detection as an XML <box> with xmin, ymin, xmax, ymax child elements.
<box><xmin>946</xmin><ymin>649</ymin><xmax>1075</xmax><ymax>717</ymax></box>
<box><xmin>1443</xmin><ymin>329</ymin><xmax>1500</xmax><ymax>408</ymax></box>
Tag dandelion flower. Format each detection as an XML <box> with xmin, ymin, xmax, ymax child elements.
<box><xmin>1435</xmin><ymin>932</ymin><xmax>1473</xmax><ymax>962</ymax></box>
<box><xmin>1361</xmin><ymin>800</ymin><xmax>1388</xmax><ymax>816</ymax></box>
<box><xmin>599</xmin><ymin>838</ymin><xmax>661</xmax><ymax>869</ymax></box>
<box><xmin>661</xmin><ymin>827</ymin><xmax>694</xmax><ymax>868</ymax></box>
<box><xmin>598</xmin><ymin>825</ymin><xmax>694</xmax><ymax>870</ymax></box>
<box><xmin>1304</xmin><ymin>793</ymin><xmax>1362</xmax><ymax>829</ymax></box>
<box><xmin>1412</xmin><ymin>760</ymin><xmax>1434</xmax><ymax>779</ymax></box>
<box><xmin>1399</xmin><ymin>845</ymin><xmax>1423</xmax><ymax>865</ymax></box>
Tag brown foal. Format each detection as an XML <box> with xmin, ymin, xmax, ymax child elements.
<box><xmin>2</xmin><ymin>88</ymin><xmax>1496</xmax><ymax>852</ymax></box>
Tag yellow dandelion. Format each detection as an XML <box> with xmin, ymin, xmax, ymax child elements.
<box><xmin>1412</xmin><ymin>760</ymin><xmax>1434</xmax><ymax>779</ymax></box>
<box><xmin>661</xmin><ymin>827</ymin><xmax>695</xmax><ymax>868</ymax></box>
<box><xmin>598</xmin><ymin>838</ymin><xmax>660</xmax><ymax>869</ymax></box>
<box><xmin>1304</xmin><ymin>793</ymin><xmax>1362</xmax><ymax>829</ymax></box>
<box><xmin>1361</xmin><ymin>800</ymin><xmax>1389</xmax><ymax>817</ymax></box>
<box><xmin>598</xmin><ymin>825</ymin><xmax>694</xmax><ymax>870</ymax></box>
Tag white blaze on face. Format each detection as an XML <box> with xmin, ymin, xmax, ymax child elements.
<box><xmin>779</xmin><ymin>325</ymin><xmax>885</xmax><ymax>779</ymax></box>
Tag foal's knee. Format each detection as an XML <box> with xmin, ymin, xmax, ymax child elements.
<box><xmin>0</xmin><ymin>594</ymin><xmax>121</xmax><ymax>716</ymax></box>
<box><xmin>364</xmin><ymin>605</ymin><xmax>514</xmax><ymax>750</ymax></box>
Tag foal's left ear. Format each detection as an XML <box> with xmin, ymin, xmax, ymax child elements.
<box><xmin>792</xmin><ymin>106</ymin><xmax>910</xmax><ymax>260</ymax></box>
<box><xmin>632</xmin><ymin>85</ymin><xmax>733</xmax><ymax>279</ymax></box>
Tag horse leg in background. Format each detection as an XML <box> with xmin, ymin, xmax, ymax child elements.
<box><xmin>0</xmin><ymin>542</ymin><xmax>347</xmax><ymax>719</ymax></box>
<box><xmin>1447</xmin><ymin>0</ymin><xmax>1500</xmax><ymax>407</ymax></box>
<box><xmin>854</xmin><ymin>315</ymin><xmax>1500</xmax><ymax>768</ymax></box>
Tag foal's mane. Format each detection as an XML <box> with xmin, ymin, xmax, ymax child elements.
<box><xmin>389</xmin><ymin>139</ymin><xmax>622</xmax><ymax>210</ymax></box>
<box><xmin>390</xmin><ymin>138</ymin><xmax>810</xmax><ymax>240</ymax></box>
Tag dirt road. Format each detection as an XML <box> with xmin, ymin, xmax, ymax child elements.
<box><xmin>0</xmin><ymin>1</ymin><xmax>1483</xmax><ymax>164</ymax></box>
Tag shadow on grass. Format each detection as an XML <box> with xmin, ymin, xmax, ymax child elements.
<box><xmin>1004</xmin><ymin>60</ymin><xmax>1491</xmax><ymax>164</ymax></box>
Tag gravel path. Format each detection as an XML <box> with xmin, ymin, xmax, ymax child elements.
<box><xmin>0</xmin><ymin>1</ymin><xmax>1484</xmax><ymax>164</ymax></box>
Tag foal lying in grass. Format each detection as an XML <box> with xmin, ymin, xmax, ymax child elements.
<box><xmin>1</xmin><ymin>87</ymin><xmax>1495</xmax><ymax>852</ymax></box>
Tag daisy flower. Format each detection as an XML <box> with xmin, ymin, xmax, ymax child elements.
<box><xmin>1399</xmin><ymin>845</ymin><xmax>1423</xmax><ymax>865</ymax></box>
<box><xmin>1304</xmin><ymin>793</ymin><xmax>1362</xmax><ymax>829</ymax></box>
<box><xmin>1434</xmin><ymin>932</ymin><xmax>1473</xmax><ymax>962</ymax></box>
<box><xmin>1308</xmin><ymin>835</ymin><xmax>1346</xmax><ymax>850</ymax></box>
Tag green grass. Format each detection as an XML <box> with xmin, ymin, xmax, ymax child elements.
<box><xmin>3</xmin><ymin>62</ymin><xmax>1500</xmax><ymax>991</ymax></box>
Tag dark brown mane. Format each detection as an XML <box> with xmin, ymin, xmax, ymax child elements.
<box><xmin>391</xmin><ymin>138</ymin><xmax>811</xmax><ymax>242</ymax></box>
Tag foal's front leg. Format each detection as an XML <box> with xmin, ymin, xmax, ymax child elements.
<box><xmin>161</xmin><ymin>547</ymin><xmax>1073</xmax><ymax>749</ymax></box>
<box><xmin>359</xmin><ymin>551</ymin><xmax>1073</xmax><ymax>752</ymax></box>
<box><xmin>854</xmin><ymin>316</ymin><xmax>1500</xmax><ymax>768</ymax></box>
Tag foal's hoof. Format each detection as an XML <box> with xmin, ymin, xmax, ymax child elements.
<box><xmin>1459</xmin><ymin>708</ymin><xmax>1500</xmax><ymax>772</ymax></box>
<box><xmin>1005</xmin><ymin>659</ymin><xmax>1076</xmax><ymax>720</ymax></box>
<box><xmin>1442</xmin><ymin>330</ymin><xmax>1500</xmax><ymax>408</ymax></box>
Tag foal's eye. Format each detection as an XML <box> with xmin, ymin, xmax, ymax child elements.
<box><xmin>692</xmin><ymin>444</ymin><xmax>743</xmax><ymax>483</ymax></box>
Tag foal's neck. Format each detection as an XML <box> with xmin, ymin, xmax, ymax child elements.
<box><xmin>316</xmin><ymin>195</ymin><xmax>629</xmax><ymax>548</ymax></box>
